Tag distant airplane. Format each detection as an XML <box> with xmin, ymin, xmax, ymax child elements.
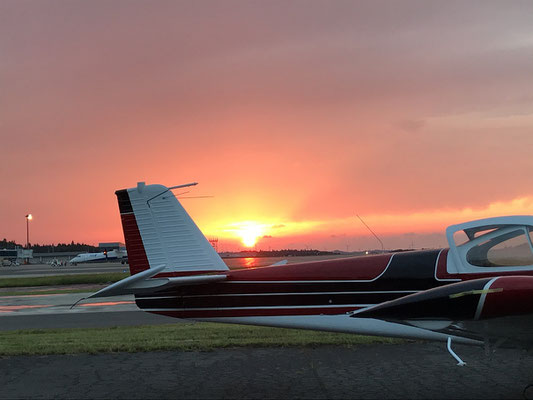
<box><xmin>86</xmin><ymin>181</ymin><xmax>533</xmax><ymax>365</ymax></box>
<box><xmin>70</xmin><ymin>249</ymin><xmax>127</xmax><ymax>265</ymax></box>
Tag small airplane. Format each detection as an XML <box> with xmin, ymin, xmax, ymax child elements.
<box><xmin>70</xmin><ymin>249</ymin><xmax>127</xmax><ymax>265</ymax></box>
<box><xmin>86</xmin><ymin>181</ymin><xmax>533</xmax><ymax>365</ymax></box>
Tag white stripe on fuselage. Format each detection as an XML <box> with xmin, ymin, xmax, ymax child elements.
<box><xmin>142</xmin><ymin>304</ymin><xmax>371</xmax><ymax>312</ymax></box>
<box><xmin>434</xmin><ymin>248</ymin><xmax>461</xmax><ymax>282</ymax></box>
<box><xmin>474</xmin><ymin>277</ymin><xmax>499</xmax><ymax>320</ymax></box>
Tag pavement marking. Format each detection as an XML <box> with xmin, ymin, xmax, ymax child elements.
<box><xmin>79</xmin><ymin>301</ymin><xmax>135</xmax><ymax>307</ymax></box>
<box><xmin>0</xmin><ymin>304</ymin><xmax>53</xmax><ymax>313</ymax></box>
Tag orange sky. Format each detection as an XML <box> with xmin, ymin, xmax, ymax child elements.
<box><xmin>1</xmin><ymin>1</ymin><xmax>532</xmax><ymax>251</ymax></box>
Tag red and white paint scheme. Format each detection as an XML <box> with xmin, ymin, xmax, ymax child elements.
<box><xmin>88</xmin><ymin>182</ymin><xmax>533</xmax><ymax>362</ymax></box>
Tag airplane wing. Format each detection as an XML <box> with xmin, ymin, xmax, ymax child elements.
<box><xmin>351</xmin><ymin>275</ymin><xmax>533</xmax><ymax>349</ymax></box>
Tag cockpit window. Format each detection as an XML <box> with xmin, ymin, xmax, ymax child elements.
<box><xmin>453</xmin><ymin>230</ymin><xmax>469</xmax><ymax>246</ymax></box>
<box><xmin>466</xmin><ymin>227</ymin><xmax>533</xmax><ymax>267</ymax></box>
<box><xmin>472</xmin><ymin>228</ymin><xmax>497</xmax><ymax>238</ymax></box>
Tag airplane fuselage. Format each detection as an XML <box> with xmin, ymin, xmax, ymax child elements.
<box><xmin>70</xmin><ymin>250</ymin><xmax>124</xmax><ymax>264</ymax></box>
<box><xmin>136</xmin><ymin>249</ymin><xmax>533</xmax><ymax>336</ymax></box>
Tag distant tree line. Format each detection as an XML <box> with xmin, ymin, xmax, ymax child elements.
<box><xmin>1</xmin><ymin>238</ymin><xmax>98</xmax><ymax>253</ymax></box>
<box><xmin>0</xmin><ymin>239</ymin><xmax>18</xmax><ymax>249</ymax></box>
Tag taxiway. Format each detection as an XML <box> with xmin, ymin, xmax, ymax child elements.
<box><xmin>0</xmin><ymin>262</ymin><xmax>129</xmax><ymax>278</ymax></box>
<box><xmin>0</xmin><ymin>292</ymin><xmax>175</xmax><ymax>330</ymax></box>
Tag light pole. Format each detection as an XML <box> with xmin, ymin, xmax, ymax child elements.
<box><xmin>25</xmin><ymin>214</ymin><xmax>32</xmax><ymax>249</ymax></box>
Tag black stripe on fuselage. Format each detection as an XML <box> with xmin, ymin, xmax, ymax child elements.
<box><xmin>379</xmin><ymin>250</ymin><xmax>442</xmax><ymax>290</ymax></box>
<box><xmin>144</xmin><ymin>282</ymin><xmax>416</xmax><ymax>297</ymax></box>
<box><xmin>135</xmin><ymin>291</ymin><xmax>415</xmax><ymax>310</ymax></box>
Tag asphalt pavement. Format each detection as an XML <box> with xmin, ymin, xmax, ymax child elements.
<box><xmin>1</xmin><ymin>343</ymin><xmax>533</xmax><ymax>399</ymax></box>
<box><xmin>0</xmin><ymin>262</ymin><xmax>129</xmax><ymax>278</ymax></box>
<box><xmin>0</xmin><ymin>292</ymin><xmax>176</xmax><ymax>330</ymax></box>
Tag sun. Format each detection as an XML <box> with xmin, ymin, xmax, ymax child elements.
<box><xmin>222</xmin><ymin>221</ymin><xmax>273</xmax><ymax>249</ymax></box>
<box><xmin>235</xmin><ymin>222</ymin><xmax>265</xmax><ymax>248</ymax></box>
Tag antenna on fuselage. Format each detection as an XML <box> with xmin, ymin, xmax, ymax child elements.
<box><xmin>356</xmin><ymin>214</ymin><xmax>385</xmax><ymax>254</ymax></box>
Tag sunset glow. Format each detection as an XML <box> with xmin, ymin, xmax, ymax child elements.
<box><xmin>227</xmin><ymin>222</ymin><xmax>266</xmax><ymax>248</ymax></box>
<box><xmin>1</xmin><ymin>2</ymin><xmax>532</xmax><ymax>251</ymax></box>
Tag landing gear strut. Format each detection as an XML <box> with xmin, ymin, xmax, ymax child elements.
<box><xmin>447</xmin><ymin>337</ymin><xmax>466</xmax><ymax>366</ymax></box>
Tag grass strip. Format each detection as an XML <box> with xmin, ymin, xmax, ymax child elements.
<box><xmin>0</xmin><ymin>322</ymin><xmax>401</xmax><ymax>356</ymax></box>
<box><xmin>0</xmin><ymin>273</ymin><xmax>128</xmax><ymax>288</ymax></box>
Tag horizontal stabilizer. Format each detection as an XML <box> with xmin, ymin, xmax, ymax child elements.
<box><xmin>87</xmin><ymin>265</ymin><xmax>226</xmax><ymax>298</ymax></box>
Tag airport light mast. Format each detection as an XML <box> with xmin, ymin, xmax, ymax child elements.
<box><xmin>25</xmin><ymin>214</ymin><xmax>32</xmax><ymax>248</ymax></box>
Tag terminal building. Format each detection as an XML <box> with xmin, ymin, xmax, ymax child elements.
<box><xmin>98</xmin><ymin>242</ymin><xmax>126</xmax><ymax>251</ymax></box>
<box><xmin>0</xmin><ymin>248</ymin><xmax>33</xmax><ymax>265</ymax></box>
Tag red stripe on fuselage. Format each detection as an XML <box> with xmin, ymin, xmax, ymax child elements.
<box><xmin>120</xmin><ymin>213</ymin><xmax>150</xmax><ymax>275</ymax></box>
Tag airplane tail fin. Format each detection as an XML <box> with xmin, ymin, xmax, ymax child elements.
<box><xmin>115</xmin><ymin>181</ymin><xmax>228</xmax><ymax>276</ymax></box>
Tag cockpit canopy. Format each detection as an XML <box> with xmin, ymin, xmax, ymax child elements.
<box><xmin>446</xmin><ymin>216</ymin><xmax>533</xmax><ymax>273</ymax></box>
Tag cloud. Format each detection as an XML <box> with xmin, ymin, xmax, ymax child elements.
<box><xmin>1</xmin><ymin>1</ymin><xmax>532</xmax><ymax>245</ymax></box>
<box><xmin>396</xmin><ymin>120</ymin><xmax>426</xmax><ymax>133</ymax></box>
